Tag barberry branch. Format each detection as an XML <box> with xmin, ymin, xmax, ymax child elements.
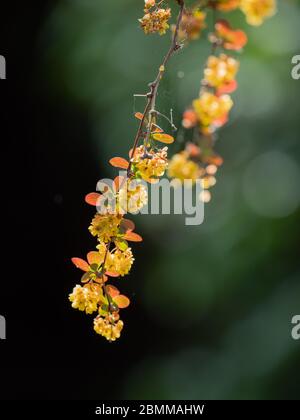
<box><xmin>129</xmin><ymin>0</ymin><xmax>185</xmax><ymax>166</ymax></box>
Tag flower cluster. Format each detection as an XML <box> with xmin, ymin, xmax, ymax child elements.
<box><xmin>215</xmin><ymin>0</ymin><xmax>277</xmax><ymax>26</ymax></box>
<box><xmin>168</xmin><ymin>1</ymin><xmax>276</xmax><ymax>201</ymax></box>
<box><xmin>173</xmin><ymin>8</ymin><xmax>206</xmax><ymax>42</ymax></box>
<box><xmin>71</xmin><ymin>0</ymin><xmax>277</xmax><ymax>341</ymax></box>
<box><xmin>70</xmin><ymin>91</ymin><xmax>175</xmax><ymax>342</ymax></box>
<box><xmin>139</xmin><ymin>0</ymin><xmax>171</xmax><ymax>35</ymax></box>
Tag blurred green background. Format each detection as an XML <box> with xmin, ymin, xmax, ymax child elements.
<box><xmin>29</xmin><ymin>0</ymin><xmax>300</xmax><ymax>399</ymax></box>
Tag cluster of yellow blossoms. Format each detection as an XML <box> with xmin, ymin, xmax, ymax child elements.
<box><xmin>139</xmin><ymin>0</ymin><xmax>171</xmax><ymax>35</ymax></box>
<box><xmin>215</xmin><ymin>0</ymin><xmax>276</xmax><ymax>26</ymax></box>
<box><xmin>71</xmin><ymin>0</ymin><xmax>278</xmax><ymax>342</ymax></box>
<box><xmin>168</xmin><ymin>0</ymin><xmax>276</xmax><ymax>202</ymax></box>
<box><xmin>70</xmin><ymin>106</ymin><xmax>174</xmax><ymax>341</ymax></box>
<box><xmin>173</xmin><ymin>8</ymin><xmax>206</xmax><ymax>42</ymax></box>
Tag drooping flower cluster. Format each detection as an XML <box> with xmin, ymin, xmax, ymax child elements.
<box><xmin>215</xmin><ymin>0</ymin><xmax>276</xmax><ymax>26</ymax></box>
<box><xmin>173</xmin><ymin>7</ymin><xmax>206</xmax><ymax>42</ymax></box>
<box><xmin>168</xmin><ymin>1</ymin><xmax>276</xmax><ymax>202</ymax></box>
<box><xmin>139</xmin><ymin>0</ymin><xmax>171</xmax><ymax>35</ymax></box>
<box><xmin>71</xmin><ymin>0</ymin><xmax>277</xmax><ymax>341</ymax></box>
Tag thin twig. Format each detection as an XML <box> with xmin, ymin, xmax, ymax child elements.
<box><xmin>128</xmin><ymin>0</ymin><xmax>185</xmax><ymax>168</ymax></box>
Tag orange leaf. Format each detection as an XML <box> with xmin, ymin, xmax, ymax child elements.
<box><xmin>105</xmin><ymin>271</ymin><xmax>120</xmax><ymax>278</ymax></box>
<box><xmin>109</xmin><ymin>157</ymin><xmax>129</xmax><ymax>170</ymax></box>
<box><xmin>87</xmin><ymin>251</ymin><xmax>102</xmax><ymax>266</ymax></box>
<box><xmin>217</xmin><ymin>80</ymin><xmax>237</xmax><ymax>96</ymax></box>
<box><xmin>85</xmin><ymin>192</ymin><xmax>101</xmax><ymax>206</ymax></box>
<box><xmin>134</xmin><ymin>112</ymin><xmax>144</xmax><ymax>121</ymax></box>
<box><xmin>152</xmin><ymin>133</ymin><xmax>174</xmax><ymax>144</ymax></box>
<box><xmin>71</xmin><ymin>257</ymin><xmax>89</xmax><ymax>272</ymax></box>
<box><xmin>123</xmin><ymin>231</ymin><xmax>143</xmax><ymax>242</ymax></box>
<box><xmin>151</xmin><ymin>123</ymin><xmax>164</xmax><ymax>133</ymax></box>
<box><xmin>114</xmin><ymin>294</ymin><xmax>130</xmax><ymax>309</ymax></box>
<box><xmin>120</xmin><ymin>218</ymin><xmax>135</xmax><ymax>232</ymax></box>
<box><xmin>106</xmin><ymin>284</ymin><xmax>120</xmax><ymax>298</ymax></box>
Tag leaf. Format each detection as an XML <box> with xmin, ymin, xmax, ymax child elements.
<box><xmin>87</xmin><ymin>251</ymin><xmax>102</xmax><ymax>266</ymax></box>
<box><xmin>114</xmin><ymin>295</ymin><xmax>130</xmax><ymax>309</ymax></box>
<box><xmin>71</xmin><ymin>258</ymin><xmax>89</xmax><ymax>272</ymax></box>
<box><xmin>89</xmin><ymin>263</ymin><xmax>99</xmax><ymax>272</ymax></box>
<box><xmin>81</xmin><ymin>272</ymin><xmax>91</xmax><ymax>283</ymax></box>
<box><xmin>85</xmin><ymin>192</ymin><xmax>101</xmax><ymax>206</ymax></box>
<box><xmin>109</xmin><ymin>157</ymin><xmax>129</xmax><ymax>169</ymax></box>
<box><xmin>152</xmin><ymin>133</ymin><xmax>174</xmax><ymax>144</ymax></box>
<box><xmin>106</xmin><ymin>284</ymin><xmax>120</xmax><ymax>298</ymax></box>
<box><xmin>216</xmin><ymin>80</ymin><xmax>238</xmax><ymax>95</ymax></box>
<box><xmin>134</xmin><ymin>112</ymin><xmax>144</xmax><ymax>121</ymax></box>
<box><xmin>115</xmin><ymin>239</ymin><xmax>128</xmax><ymax>251</ymax></box>
<box><xmin>123</xmin><ymin>231</ymin><xmax>143</xmax><ymax>242</ymax></box>
<box><xmin>105</xmin><ymin>271</ymin><xmax>120</xmax><ymax>278</ymax></box>
<box><xmin>120</xmin><ymin>218</ymin><xmax>135</xmax><ymax>232</ymax></box>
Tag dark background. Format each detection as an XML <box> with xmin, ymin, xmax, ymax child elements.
<box><xmin>0</xmin><ymin>0</ymin><xmax>299</xmax><ymax>400</ymax></box>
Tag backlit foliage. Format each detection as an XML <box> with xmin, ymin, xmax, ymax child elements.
<box><xmin>70</xmin><ymin>0</ymin><xmax>277</xmax><ymax>341</ymax></box>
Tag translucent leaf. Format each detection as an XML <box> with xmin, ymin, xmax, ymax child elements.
<box><xmin>114</xmin><ymin>295</ymin><xmax>130</xmax><ymax>309</ymax></box>
<box><xmin>89</xmin><ymin>263</ymin><xmax>99</xmax><ymax>272</ymax></box>
<box><xmin>123</xmin><ymin>231</ymin><xmax>143</xmax><ymax>242</ymax></box>
<box><xmin>71</xmin><ymin>258</ymin><xmax>89</xmax><ymax>272</ymax></box>
<box><xmin>81</xmin><ymin>272</ymin><xmax>91</xmax><ymax>283</ymax></box>
<box><xmin>152</xmin><ymin>133</ymin><xmax>174</xmax><ymax>144</ymax></box>
<box><xmin>106</xmin><ymin>284</ymin><xmax>120</xmax><ymax>298</ymax></box>
<box><xmin>120</xmin><ymin>218</ymin><xmax>135</xmax><ymax>232</ymax></box>
<box><xmin>87</xmin><ymin>251</ymin><xmax>102</xmax><ymax>266</ymax></box>
<box><xmin>134</xmin><ymin>112</ymin><xmax>144</xmax><ymax>121</ymax></box>
<box><xmin>105</xmin><ymin>271</ymin><xmax>120</xmax><ymax>277</ymax></box>
<box><xmin>85</xmin><ymin>192</ymin><xmax>101</xmax><ymax>206</ymax></box>
<box><xmin>109</xmin><ymin>157</ymin><xmax>129</xmax><ymax>169</ymax></box>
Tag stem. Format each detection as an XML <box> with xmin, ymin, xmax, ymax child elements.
<box><xmin>128</xmin><ymin>0</ymin><xmax>185</xmax><ymax>168</ymax></box>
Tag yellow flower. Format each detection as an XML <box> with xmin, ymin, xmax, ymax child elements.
<box><xmin>168</xmin><ymin>152</ymin><xmax>200</xmax><ymax>183</ymax></box>
<box><xmin>204</xmin><ymin>54</ymin><xmax>239</xmax><ymax>88</ymax></box>
<box><xmin>69</xmin><ymin>284</ymin><xmax>100</xmax><ymax>314</ymax></box>
<box><xmin>88</xmin><ymin>214</ymin><xmax>121</xmax><ymax>242</ymax></box>
<box><xmin>175</xmin><ymin>9</ymin><xmax>206</xmax><ymax>42</ymax></box>
<box><xmin>119</xmin><ymin>181</ymin><xmax>148</xmax><ymax>214</ymax></box>
<box><xmin>139</xmin><ymin>8</ymin><xmax>171</xmax><ymax>35</ymax></box>
<box><xmin>96</xmin><ymin>244</ymin><xmax>134</xmax><ymax>276</ymax></box>
<box><xmin>193</xmin><ymin>92</ymin><xmax>233</xmax><ymax>128</ymax></box>
<box><xmin>109</xmin><ymin>248</ymin><xmax>134</xmax><ymax>277</ymax></box>
<box><xmin>240</xmin><ymin>0</ymin><xmax>276</xmax><ymax>26</ymax></box>
<box><xmin>132</xmin><ymin>146</ymin><xmax>168</xmax><ymax>182</ymax></box>
<box><xmin>93</xmin><ymin>316</ymin><xmax>124</xmax><ymax>341</ymax></box>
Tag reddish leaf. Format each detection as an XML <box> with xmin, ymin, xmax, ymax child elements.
<box><xmin>114</xmin><ymin>295</ymin><xmax>130</xmax><ymax>309</ymax></box>
<box><xmin>71</xmin><ymin>257</ymin><xmax>89</xmax><ymax>272</ymax></box>
<box><xmin>109</xmin><ymin>157</ymin><xmax>129</xmax><ymax>170</ymax></box>
<box><xmin>105</xmin><ymin>271</ymin><xmax>120</xmax><ymax>278</ymax></box>
<box><xmin>106</xmin><ymin>284</ymin><xmax>120</xmax><ymax>298</ymax></box>
<box><xmin>217</xmin><ymin>80</ymin><xmax>238</xmax><ymax>96</ymax></box>
<box><xmin>134</xmin><ymin>112</ymin><xmax>144</xmax><ymax>120</ymax></box>
<box><xmin>123</xmin><ymin>231</ymin><xmax>143</xmax><ymax>242</ymax></box>
<box><xmin>120</xmin><ymin>218</ymin><xmax>135</xmax><ymax>232</ymax></box>
<box><xmin>87</xmin><ymin>251</ymin><xmax>102</xmax><ymax>266</ymax></box>
<box><xmin>85</xmin><ymin>192</ymin><xmax>101</xmax><ymax>206</ymax></box>
<box><xmin>152</xmin><ymin>133</ymin><xmax>174</xmax><ymax>144</ymax></box>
